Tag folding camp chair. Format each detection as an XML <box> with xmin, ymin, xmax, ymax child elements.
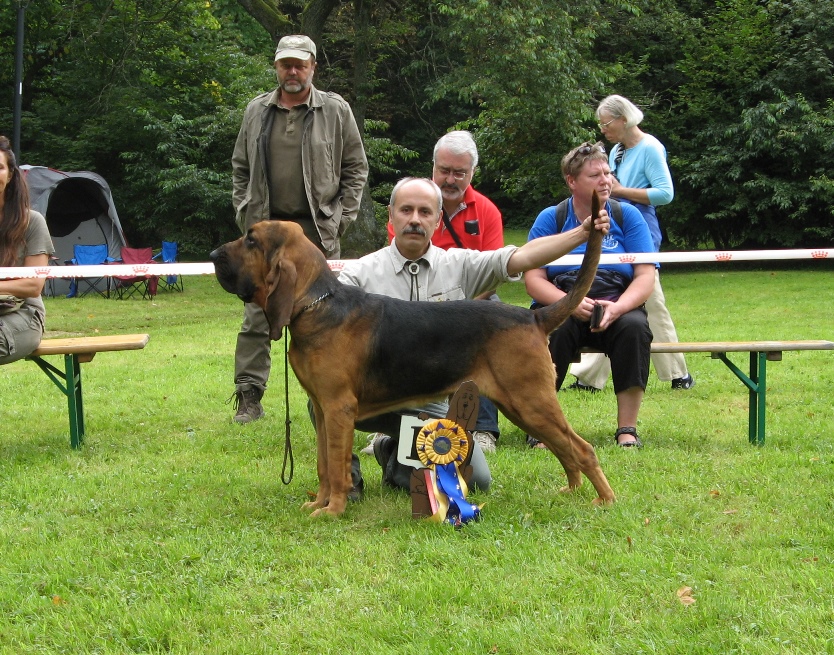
<box><xmin>153</xmin><ymin>241</ymin><xmax>183</xmax><ymax>292</ymax></box>
<box><xmin>66</xmin><ymin>244</ymin><xmax>114</xmax><ymax>298</ymax></box>
<box><xmin>44</xmin><ymin>255</ymin><xmax>62</xmax><ymax>298</ymax></box>
<box><xmin>113</xmin><ymin>247</ymin><xmax>158</xmax><ymax>300</ymax></box>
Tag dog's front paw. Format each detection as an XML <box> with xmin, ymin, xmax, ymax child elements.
<box><xmin>310</xmin><ymin>505</ymin><xmax>344</xmax><ymax>518</ymax></box>
<box><xmin>592</xmin><ymin>495</ymin><xmax>615</xmax><ymax>506</ymax></box>
<box><xmin>302</xmin><ymin>491</ymin><xmax>328</xmax><ymax>511</ymax></box>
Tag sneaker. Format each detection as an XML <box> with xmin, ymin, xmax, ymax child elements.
<box><xmin>472</xmin><ymin>430</ymin><xmax>497</xmax><ymax>453</ymax></box>
<box><xmin>360</xmin><ymin>432</ymin><xmax>388</xmax><ymax>455</ymax></box>
<box><xmin>671</xmin><ymin>374</ymin><xmax>695</xmax><ymax>390</ymax></box>
<box><xmin>230</xmin><ymin>387</ymin><xmax>264</xmax><ymax>424</ymax></box>
<box><xmin>567</xmin><ymin>380</ymin><xmax>601</xmax><ymax>393</ymax></box>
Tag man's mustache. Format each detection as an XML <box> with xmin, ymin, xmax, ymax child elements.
<box><xmin>402</xmin><ymin>226</ymin><xmax>427</xmax><ymax>236</ymax></box>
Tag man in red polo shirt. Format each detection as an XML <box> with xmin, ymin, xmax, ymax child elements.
<box><xmin>430</xmin><ymin>132</ymin><xmax>504</xmax><ymax>252</ymax></box>
<box><xmin>387</xmin><ymin>130</ymin><xmax>504</xmax><ymax>289</ymax></box>
<box><xmin>377</xmin><ymin>130</ymin><xmax>505</xmax><ymax>452</ymax></box>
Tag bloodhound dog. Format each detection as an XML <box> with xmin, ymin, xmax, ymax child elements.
<box><xmin>210</xmin><ymin>209</ymin><xmax>614</xmax><ymax>517</ymax></box>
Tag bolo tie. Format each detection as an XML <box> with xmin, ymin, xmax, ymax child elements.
<box><xmin>406</xmin><ymin>260</ymin><xmax>422</xmax><ymax>301</ymax></box>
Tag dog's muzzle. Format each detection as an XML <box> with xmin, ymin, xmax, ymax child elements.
<box><xmin>210</xmin><ymin>245</ymin><xmax>254</xmax><ymax>301</ymax></box>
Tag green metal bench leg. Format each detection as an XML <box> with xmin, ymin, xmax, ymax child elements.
<box><xmin>755</xmin><ymin>351</ymin><xmax>767</xmax><ymax>446</ymax></box>
<box><xmin>65</xmin><ymin>353</ymin><xmax>85</xmax><ymax>448</ymax></box>
<box><xmin>714</xmin><ymin>351</ymin><xmax>767</xmax><ymax>446</ymax></box>
<box><xmin>27</xmin><ymin>353</ymin><xmax>86</xmax><ymax>448</ymax></box>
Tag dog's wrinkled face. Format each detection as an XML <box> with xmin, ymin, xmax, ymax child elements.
<box><xmin>211</xmin><ymin>239</ymin><xmax>250</xmax><ymax>301</ymax></box>
<box><xmin>210</xmin><ymin>221</ymin><xmax>302</xmax><ymax>340</ymax></box>
<box><xmin>210</xmin><ymin>223</ymin><xmax>279</xmax><ymax>305</ymax></box>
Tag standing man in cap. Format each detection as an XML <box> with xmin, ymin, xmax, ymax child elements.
<box><xmin>229</xmin><ymin>34</ymin><xmax>369</xmax><ymax>423</ymax></box>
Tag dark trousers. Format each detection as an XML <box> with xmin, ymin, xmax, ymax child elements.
<box><xmin>549</xmin><ymin>308</ymin><xmax>652</xmax><ymax>394</ymax></box>
<box><xmin>475</xmin><ymin>397</ymin><xmax>500</xmax><ymax>436</ymax></box>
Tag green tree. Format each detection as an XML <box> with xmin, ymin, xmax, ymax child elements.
<box><xmin>669</xmin><ymin>0</ymin><xmax>834</xmax><ymax>248</ymax></box>
<box><xmin>424</xmin><ymin>0</ymin><xmax>637</xmax><ymax>226</ymax></box>
<box><xmin>1</xmin><ymin>0</ymin><xmax>274</xmax><ymax>257</ymax></box>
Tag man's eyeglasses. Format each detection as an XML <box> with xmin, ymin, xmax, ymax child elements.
<box><xmin>435</xmin><ymin>166</ymin><xmax>470</xmax><ymax>181</ymax></box>
<box><xmin>598</xmin><ymin>117</ymin><xmax>618</xmax><ymax>129</ymax></box>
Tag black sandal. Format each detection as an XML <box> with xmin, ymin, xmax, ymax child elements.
<box><xmin>526</xmin><ymin>434</ymin><xmax>547</xmax><ymax>449</ymax></box>
<box><xmin>614</xmin><ymin>426</ymin><xmax>643</xmax><ymax>448</ymax></box>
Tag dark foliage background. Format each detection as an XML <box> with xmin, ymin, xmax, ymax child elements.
<box><xmin>2</xmin><ymin>0</ymin><xmax>832</xmax><ymax>258</ymax></box>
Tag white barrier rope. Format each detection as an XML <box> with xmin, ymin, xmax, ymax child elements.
<box><xmin>0</xmin><ymin>248</ymin><xmax>830</xmax><ymax>279</ymax></box>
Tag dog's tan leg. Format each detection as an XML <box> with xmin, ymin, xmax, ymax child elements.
<box><xmin>481</xmin><ymin>340</ymin><xmax>616</xmax><ymax>506</ymax></box>
<box><xmin>498</xmin><ymin>397</ymin><xmax>615</xmax><ymax>505</ymax></box>
<box><xmin>536</xmin><ymin>412</ymin><xmax>615</xmax><ymax>505</ymax></box>
<box><xmin>308</xmin><ymin>399</ymin><xmax>357</xmax><ymax>517</ymax></box>
<box><xmin>302</xmin><ymin>400</ymin><xmax>332</xmax><ymax>512</ymax></box>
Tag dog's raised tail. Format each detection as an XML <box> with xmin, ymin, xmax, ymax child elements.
<box><xmin>535</xmin><ymin>190</ymin><xmax>603</xmax><ymax>335</ymax></box>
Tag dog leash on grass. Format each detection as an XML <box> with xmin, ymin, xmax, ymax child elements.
<box><xmin>281</xmin><ymin>326</ymin><xmax>294</xmax><ymax>484</ymax></box>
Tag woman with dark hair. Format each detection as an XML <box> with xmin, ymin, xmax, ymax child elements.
<box><xmin>0</xmin><ymin>135</ymin><xmax>55</xmax><ymax>364</ymax></box>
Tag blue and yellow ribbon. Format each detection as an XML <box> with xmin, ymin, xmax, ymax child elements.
<box><xmin>416</xmin><ymin>419</ymin><xmax>481</xmax><ymax>526</ymax></box>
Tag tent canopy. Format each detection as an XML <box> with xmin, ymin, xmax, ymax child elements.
<box><xmin>22</xmin><ymin>165</ymin><xmax>128</xmax><ymax>296</ymax></box>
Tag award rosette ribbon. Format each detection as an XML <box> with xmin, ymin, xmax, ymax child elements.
<box><xmin>415</xmin><ymin>418</ymin><xmax>482</xmax><ymax>526</ymax></box>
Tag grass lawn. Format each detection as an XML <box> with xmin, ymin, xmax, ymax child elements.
<box><xmin>1</xmin><ymin>260</ymin><xmax>833</xmax><ymax>654</ymax></box>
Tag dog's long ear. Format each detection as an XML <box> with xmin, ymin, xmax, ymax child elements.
<box><xmin>264</xmin><ymin>257</ymin><xmax>298</xmax><ymax>341</ymax></box>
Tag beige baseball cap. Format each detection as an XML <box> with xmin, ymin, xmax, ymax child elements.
<box><xmin>274</xmin><ymin>35</ymin><xmax>316</xmax><ymax>61</ymax></box>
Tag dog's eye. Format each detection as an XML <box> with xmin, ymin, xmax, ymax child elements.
<box><xmin>245</xmin><ymin>235</ymin><xmax>257</xmax><ymax>248</ymax></box>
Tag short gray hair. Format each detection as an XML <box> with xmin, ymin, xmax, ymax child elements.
<box><xmin>596</xmin><ymin>95</ymin><xmax>644</xmax><ymax>129</ymax></box>
<box><xmin>389</xmin><ymin>177</ymin><xmax>443</xmax><ymax>213</ymax></box>
<box><xmin>433</xmin><ymin>130</ymin><xmax>479</xmax><ymax>170</ymax></box>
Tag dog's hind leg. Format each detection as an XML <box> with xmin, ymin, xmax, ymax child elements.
<box><xmin>498</xmin><ymin>398</ymin><xmax>615</xmax><ymax>506</ymax></box>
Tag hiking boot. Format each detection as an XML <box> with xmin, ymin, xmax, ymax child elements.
<box><xmin>671</xmin><ymin>374</ymin><xmax>695</xmax><ymax>390</ymax></box>
<box><xmin>230</xmin><ymin>387</ymin><xmax>264</xmax><ymax>424</ymax></box>
<box><xmin>472</xmin><ymin>430</ymin><xmax>497</xmax><ymax>453</ymax></box>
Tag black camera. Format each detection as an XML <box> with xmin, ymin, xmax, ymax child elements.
<box><xmin>590</xmin><ymin>303</ymin><xmax>604</xmax><ymax>329</ymax></box>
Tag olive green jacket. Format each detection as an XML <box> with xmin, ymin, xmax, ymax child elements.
<box><xmin>231</xmin><ymin>85</ymin><xmax>368</xmax><ymax>255</ymax></box>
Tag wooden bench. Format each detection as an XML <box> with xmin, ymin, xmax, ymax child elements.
<box><xmin>26</xmin><ymin>334</ymin><xmax>150</xmax><ymax>448</ymax></box>
<box><xmin>579</xmin><ymin>340</ymin><xmax>834</xmax><ymax>445</ymax></box>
